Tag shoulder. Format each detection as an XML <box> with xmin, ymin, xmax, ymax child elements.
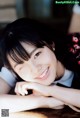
<box><xmin>0</xmin><ymin>67</ymin><xmax>16</xmax><ymax>87</ymax></box>
<box><xmin>0</xmin><ymin>76</ymin><xmax>11</xmax><ymax>93</ymax></box>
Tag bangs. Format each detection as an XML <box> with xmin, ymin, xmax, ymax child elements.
<box><xmin>8</xmin><ymin>40</ymin><xmax>45</xmax><ymax>64</ymax></box>
<box><xmin>2</xmin><ymin>18</ymin><xmax>53</xmax><ymax>68</ymax></box>
<box><xmin>8</xmin><ymin>41</ymin><xmax>30</xmax><ymax>64</ymax></box>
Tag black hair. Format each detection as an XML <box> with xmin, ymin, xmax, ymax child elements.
<box><xmin>0</xmin><ymin>18</ymin><xmax>58</xmax><ymax>70</ymax></box>
<box><xmin>1</xmin><ymin>18</ymin><xmax>80</xmax><ymax>74</ymax></box>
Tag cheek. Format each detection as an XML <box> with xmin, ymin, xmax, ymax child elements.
<box><xmin>15</xmin><ymin>68</ymin><xmax>32</xmax><ymax>82</ymax></box>
<box><xmin>41</xmin><ymin>51</ymin><xmax>57</xmax><ymax>64</ymax></box>
<box><xmin>38</xmin><ymin>53</ymin><xmax>50</xmax><ymax>63</ymax></box>
<box><xmin>45</xmin><ymin>51</ymin><xmax>57</xmax><ymax>71</ymax></box>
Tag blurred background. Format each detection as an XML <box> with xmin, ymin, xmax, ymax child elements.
<box><xmin>0</xmin><ymin>0</ymin><xmax>74</xmax><ymax>33</ymax></box>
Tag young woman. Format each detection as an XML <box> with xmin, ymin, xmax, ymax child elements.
<box><xmin>0</xmin><ymin>18</ymin><xmax>80</xmax><ymax>112</ymax></box>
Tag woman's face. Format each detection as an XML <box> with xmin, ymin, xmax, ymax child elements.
<box><xmin>8</xmin><ymin>42</ymin><xmax>58</xmax><ymax>85</ymax></box>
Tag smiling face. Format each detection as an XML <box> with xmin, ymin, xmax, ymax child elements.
<box><xmin>8</xmin><ymin>42</ymin><xmax>60</xmax><ymax>85</ymax></box>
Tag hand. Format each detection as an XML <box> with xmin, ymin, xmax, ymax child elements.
<box><xmin>15</xmin><ymin>81</ymin><xmax>50</xmax><ymax>96</ymax></box>
<box><xmin>46</xmin><ymin>97</ymin><xmax>64</xmax><ymax>109</ymax></box>
<box><xmin>15</xmin><ymin>81</ymin><xmax>29</xmax><ymax>96</ymax></box>
<box><xmin>15</xmin><ymin>82</ymin><xmax>64</xmax><ymax>109</ymax></box>
<box><xmin>39</xmin><ymin>95</ymin><xmax>64</xmax><ymax>109</ymax></box>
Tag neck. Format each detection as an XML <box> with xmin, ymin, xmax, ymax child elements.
<box><xmin>56</xmin><ymin>61</ymin><xmax>65</xmax><ymax>80</ymax></box>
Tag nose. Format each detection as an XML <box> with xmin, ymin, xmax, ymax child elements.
<box><xmin>28</xmin><ymin>60</ymin><xmax>42</xmax><ymax>74</ymax></box>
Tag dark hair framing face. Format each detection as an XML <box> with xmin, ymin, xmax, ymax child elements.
<box><xmin>0</xmin><ymin>18</ymin><xmax>55</xmax><ymax>70</ymax></box>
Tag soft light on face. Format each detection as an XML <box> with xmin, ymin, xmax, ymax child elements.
<box><xmin>8</xmin><ymin>42</ymin><xmax>58</xmax><ymax>85</ymax></box>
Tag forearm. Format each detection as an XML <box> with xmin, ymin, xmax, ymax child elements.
<box><xmin>49</xmin><ymin>85</ymin><xmax>80</xmax><ymax>108</ymax></box>
<box><xmin>46</xmin><ymin>96</ymin><xmax>64</xmax><ymax>109</ymax></box>
<box><xmin>0</xmin><ymin>94</ymin><xmax>45</xmax><ymax>113</ymax></box>
<box><xmin>0</xmin><ymin>93</ymin><xmax>65</xmax><ymax>113</ymax></box>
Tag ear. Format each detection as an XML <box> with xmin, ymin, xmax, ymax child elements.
<box><xmin>49</xmin><ymin>42</ymin><xmax>55</xmax><ymax>51</ymax></box>
<box><xmin>51</xmin><ymin>42</ymin><xmax>55</xmax><ymax>49</ymax></box>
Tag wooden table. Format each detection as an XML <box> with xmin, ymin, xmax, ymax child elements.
<box><xmin>7</xmin><ymin>106</ymin><xmax>80</xmax><ymax>118</ymax></box>
<box><xmin>9</xmin><ymin>111</ymin><xmax>47</xmax><ymax>118</ymax></box>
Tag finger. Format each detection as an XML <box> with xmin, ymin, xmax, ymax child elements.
<box><xmin>22</xmin><ymin>83</ymin><xmax>44</xmax><ymax>95</ymax></box>
<box><xmin>15</xmin><ymin>82</ymin><xmax>29</xmax><ymax>96</ymax></box>
<box><xmin>22</xmin><ymin>83</ymin><xmax>36</xmax><ymax>91</ymax></box>
<box><xmin>18</xmin><ymin>85</ymin><xmax>25</xmax><ymax>96</ymax></box>
<box><xmin>21</xmin><ymin>87</ymin><xmax>28</xmax><ymax>95</ymax></box>
<box><xmin>22</xmin><ymin>83</ymin><xmax>48</xmax><ymax>96</ymax></box>
<box><xmin>14</xmin><ymin>86</ymin><xmax>21</xmax><ymax>95</ymax></box>
<box><xmin>15</xmin><ymin>83</ymin><xmax>25</xmax><ymax>96</ymax></box>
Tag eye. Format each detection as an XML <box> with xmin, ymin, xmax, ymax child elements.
<box><xmin>14</xmin><ymin>61</ymin><xmax>23</xmax><ymax>70</ymax></box>
<box><xmin>34</xmin><ymin>52</ymin><xmax>41</xmax><ymax>59</ymax></box>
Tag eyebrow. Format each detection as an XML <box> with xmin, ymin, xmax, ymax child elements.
<box><xmin>14</xmin><ymin>63</ymin><xmax>18</xmax><ymax>68</ymax></box>
<box><xmin>13</xmin><ymin>61</ymin><xmax>23</xmax><ymax>68</ymax></box>
<box><xmin>13</xmin><ymin>48</ymin><xmax>38</xmax><ymax>69</ymax></box>
<box><xmin>13</xmin><ymin>48</ymin><xmax>38</xmax><ymax>68</ymax></box>
<box><xmin>29</xmin><ymin>47</ymin><xmax>38</xmax><ymax>57</ymax></box>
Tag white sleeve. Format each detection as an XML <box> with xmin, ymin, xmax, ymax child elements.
<box><xmin>0</xmin><ymin>67</ymin><xmax>16</xmax><ymax>87</ymax></box>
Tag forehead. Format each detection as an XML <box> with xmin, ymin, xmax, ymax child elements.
<box><xmin>7</xmin><ymin>42</ymin><xmax>37</xmax><ymax>68</ymax></box>
<box><xmin>7</xmin><ymin>54</ymin><xmax>17</xmax><ymax>70</ymax></box>
<box><xmin>21</xmin><ymin>42</ymin><xmax>36</xmax><ymax>53</ymax></box>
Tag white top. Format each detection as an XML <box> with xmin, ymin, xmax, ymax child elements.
<box><xmin>0</xmin><ymin>67</ymin><xmax>16</xmax><ymax>87</ymax></box>
<box><xmin>53</xmin><ymin>69</ymin><xmax>74</xmax><ymax>87</ymax></box>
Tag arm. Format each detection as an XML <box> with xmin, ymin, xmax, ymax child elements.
<box><xmin>0</xmin><ymin>76</ymin><xmax>64</xmax><ymax>113</ymax></box>
<box><xmin>16</xmin><ymin>82</ymin><xmax>80</xmax><ymax>108</ymax></box>
<box><xmin>0</xmin><ymin>94</ymin><xmax>44</xmax><ymax>113</ymax></box>
<box><xmin>0</xmin><ymin>94</ymin><xmax>64</xmax><ymax>113</ymax></box>
<box><xmin>0</xmin><ymin>77</ymin><xmax>11</xmax><ymax>94</ymax></box>
<box><xmin>49</xmin><ymin>85</ymin><xmax>80</xmax><ymax>108</ymax></box>
<box><xmin>15</xmin><ymin>82</ymin><xmax>65</xmax><ymax>110</ymax></box>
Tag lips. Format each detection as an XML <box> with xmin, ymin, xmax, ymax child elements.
<box><xmin>36</xmin><ymin>67</ymin><xmax>49</xmax><ymax>80</ymax></box>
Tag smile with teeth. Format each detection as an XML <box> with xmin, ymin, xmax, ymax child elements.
<box><xmin>37</xmin><ymin>67</ymin><xmax>49</xmax><ymax>80</ymax></box>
